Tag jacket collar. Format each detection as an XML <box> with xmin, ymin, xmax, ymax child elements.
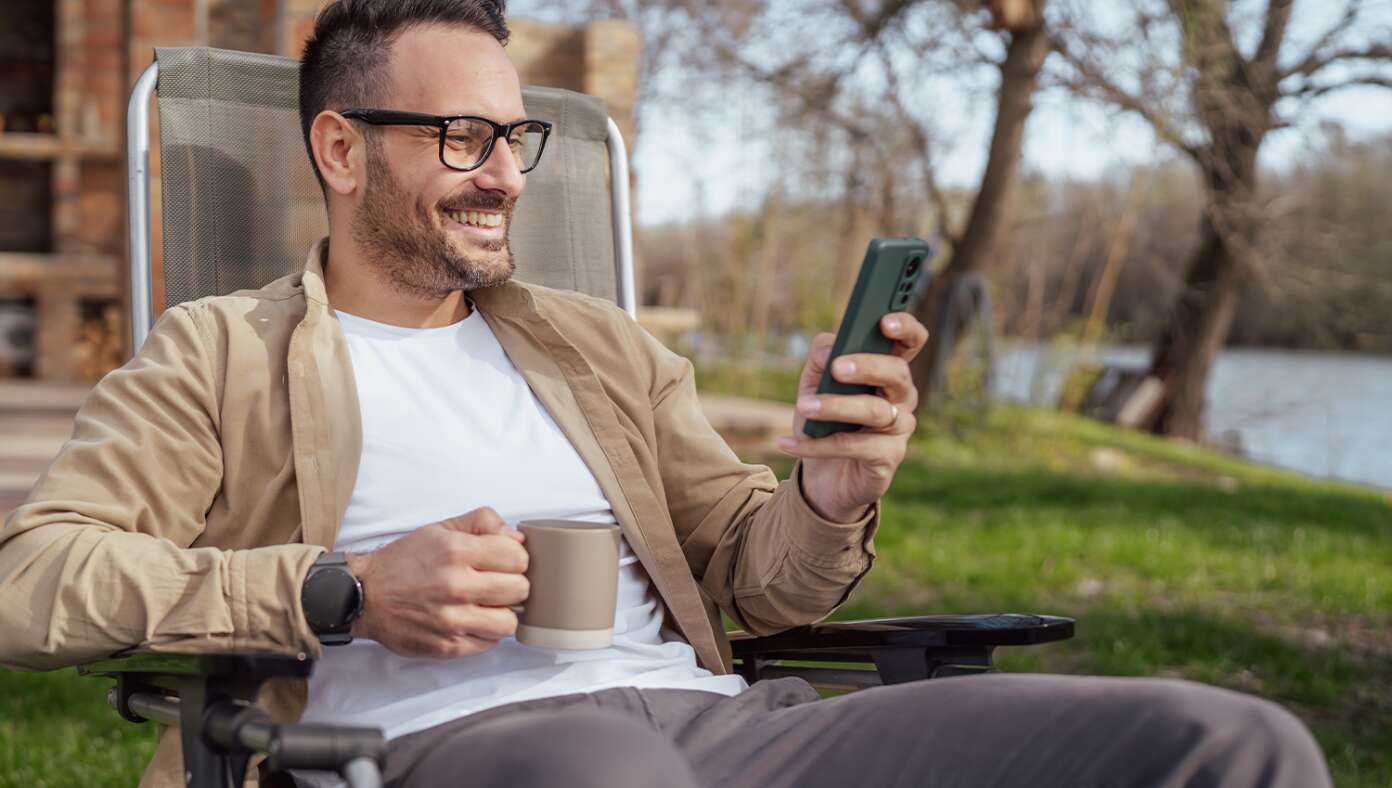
<box><xmin>301</xmin><ymin>238</ymin><xmax>332</xmax><ymax>307</ymax></box>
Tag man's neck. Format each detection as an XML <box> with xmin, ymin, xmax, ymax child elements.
<box><xmin>322</xmin><ymin>231</ymin><xmax>470</xmax><ymax>329</ymax></box>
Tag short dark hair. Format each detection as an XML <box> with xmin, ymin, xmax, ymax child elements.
<box><xmin>298</xmin><ymin>0</ymin><xmax>510</xmax><ymax>188</ymax></box>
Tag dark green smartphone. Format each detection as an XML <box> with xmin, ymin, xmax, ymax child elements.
<box><xmin>803</xmin><ymin>237</ymin><xmax>933</xmax><ymax>439</ymax></box>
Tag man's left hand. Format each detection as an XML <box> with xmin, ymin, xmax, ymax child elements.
<box><xmin>778</xmin><ymin>313</ymin><xmax>929</xmax><ymax>523</ymax></box>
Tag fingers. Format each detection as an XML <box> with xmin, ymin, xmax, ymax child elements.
<box><xmin>797</xmin><ymin>393</ymin><xmax>903</xmax><ymax>432</ymax></box>
<box><xmin>825</xmin><ymin>353</ymin><xmax>917</xmax><ymax>410</ymax></box>
<box><xmin>880</xmin><ymin>313</ymin><xmax>929</xmax><ymax>361</ymax></box>
<box><xmin>448</xmin><ymin>532</ymin><xmax>529</xmax><ymax>573</ymax></box>
<box><xmin>371</xmin><ymin>597</ymin><xmax>518</xmax><ymax>659</ymax></box>
<box><xmin>444</xmin><ymin>568</ymin><xmax>530</xmax><ymax>607</ymax></box>
<box><xmin>439</xmin><ymin>507</ymin><xmax>524</xmax><ymax>541</ymax></box>
<box><xmin>776</xmin><ymin>429</ymin><xmax>908</xmax><ymax>467</ymax></box>
<box><xmin>797</xmin><ymin>333</ymin><xmax>836</xmax><ymax>392</ymax></box>
<box><xmin>441</xmin><ymin>603</ymin><xmax>519</xmax><ymax>643</ymax></box>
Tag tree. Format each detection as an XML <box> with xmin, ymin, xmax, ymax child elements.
<box><xmin>1054</xmin><ymin>0</ymin><xmax>1392</xmax><ymax>439</ymax></box>
<box><xmin>571</xmin><ymin>0</ymin><xmax>1058</xmax><ymax>408</ymax></box>
<box><xmin>909</xmin><ymin>0</ymin><xmax>1053</xmax><ymax>405</ymax></box>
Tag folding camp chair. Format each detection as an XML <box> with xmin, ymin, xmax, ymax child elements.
<box><xmin>80</xmin><ymin>47</ymin><xmax>1074</xmax><ymax>788</ymax></box>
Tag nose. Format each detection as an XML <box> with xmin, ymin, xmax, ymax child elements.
<box><xmin>470</xmin><ymin>138</ymin><xmax>526</xmax><ymax>199</ymax></box>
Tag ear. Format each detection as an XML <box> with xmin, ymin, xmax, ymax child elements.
<box><xmin>310</xmin><ymin>110</ymin><xmax>363</xmax><ymax>197</ymax></box>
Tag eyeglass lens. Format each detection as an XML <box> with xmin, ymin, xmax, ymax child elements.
<box><xmin>444</xmin><ymin>118</ymin><xmax>547</xmax><ymax>171</ymax></box>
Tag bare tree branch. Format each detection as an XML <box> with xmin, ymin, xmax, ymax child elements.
<box><xmin>1286</xmin><ymin>42</ymin><xmax>1392</xmax><ymax>78</ymax></box>
<box><xmin>1250</xmin><ymin>0</ymin><xmax>1294</xmax><ymax>72</ymax></box>
<box><xmin>1278</xmin><ymin>0</ymin><xmax>1368</xmax><ymax>79</ymax></box>
<box><xmin>1290</xmin><ymin>74</ymin><xmax>1392</xmax><ymax>100</ymax></box>
<box><xmin>1051</xmin><ymin>33</ymin><xmax>1201</xmax><ymax>160</ymax></box>
<box><xmin>838</xmin><ymin>0</ymin><xmax>918</xmax><ymax>42</ymax></box>
<box><xmin>871</xmin><ymin>37</ymin><xmax>959</xmax><ymax>244</ymax></box>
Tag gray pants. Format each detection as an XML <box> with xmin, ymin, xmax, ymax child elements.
<box><xmin>382</xmin><ymin>674</ymin><xmax>1330</xmax><ymax>788</ymax></box>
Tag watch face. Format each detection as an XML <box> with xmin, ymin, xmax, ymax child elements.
<box><xmin>303</xmin><ymin>566</ymin><xmax>361</xmax><ymax>632</ymax></box>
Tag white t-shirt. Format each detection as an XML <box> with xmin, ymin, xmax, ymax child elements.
<box><xmin>299</xmin><ymin>308</ymin><xmax>746</xmax><ymax>743</ymax></box>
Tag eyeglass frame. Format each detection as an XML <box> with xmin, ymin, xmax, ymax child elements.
<box><xmin>339</xmin><ymin>108</ymin><xmax>554</xmax><ymax>174</ymax></box>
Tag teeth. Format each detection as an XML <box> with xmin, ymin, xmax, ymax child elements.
<box><xmin>447</xmin><ymin>210</ymin><xmax>502</xmax><ymax>228</ymax></box>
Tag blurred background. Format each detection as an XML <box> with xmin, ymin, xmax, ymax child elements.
<box><xmin>1</xmin><ymin>0</ymin><xmax>1390</xmax><ymax>785</ymax></box>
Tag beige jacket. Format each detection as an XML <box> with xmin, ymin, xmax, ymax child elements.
<box><xmin>0</xmin><ymin>241</ymin><xmax>878</xmax><ymax>786</ymax></box>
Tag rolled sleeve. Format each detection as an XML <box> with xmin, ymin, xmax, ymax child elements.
<box><xmin>782</xmin><ymin>461</ymin><xmax>879</xmax><ymax>570</ymax></box>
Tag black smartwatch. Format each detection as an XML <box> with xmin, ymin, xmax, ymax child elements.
<box><xmin>301</xmin><ymin>551</ymin><xmax>364</xmax><ymax>646</ymax></box>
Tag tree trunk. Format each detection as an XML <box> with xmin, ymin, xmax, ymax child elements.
<box><xmin>1146</xmin><ymin>153</ymin><xmax>1259</xmax><ymax>439</ymax></box>
<box><xmin>1145</xmin><ymin>215</ymin><xmax>1243</xmax><ymax>438</ymax></box>
<box><xmin>909</xmin><ymin>8</ymin><xmax>1050</xmax><ymax>407</ymax></box>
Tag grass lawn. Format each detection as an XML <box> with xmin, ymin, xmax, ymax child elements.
<box><xmin>2</xmin><ymin>403</ymin><xmax>1388</xmax><ymax>786</ymax></box>
<box><xmin>831</xmin><ymin>407</ymin><xmax>1392</xmax><ymax>787</ymax></box>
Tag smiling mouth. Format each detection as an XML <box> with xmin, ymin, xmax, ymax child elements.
<box><xmin>445</xmin><ymin>209</ymin><xmax>504</xmax><ymax>228</ymax></box>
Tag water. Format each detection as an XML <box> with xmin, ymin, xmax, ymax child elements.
<box><xmin>994</xmin><ymin>343</ymin><xmax>1392</xmax><ymax>490</ymax></box>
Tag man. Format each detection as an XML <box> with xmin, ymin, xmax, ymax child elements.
<box><xmin>0</xmin><ymin>1</ymin><xmax>1329</xmax><ymax>786</ymax></box>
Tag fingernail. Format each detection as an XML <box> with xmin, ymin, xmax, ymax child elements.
<box><xmin>776</xmin><ymin>436</ymin><xmax>797</xmax><ymax>450</ymax></box>
<box><xmin>818</xmin><ymin>345</ymin><xmax>832</xmax><ymax>362</ymax></box>
<box><xmin>797</xmin><ymin>396</ymin><xmax>821</xmax><ymax>413</ymax></box>
<box><xmin>886</xmin><ymin>317</ymin><xmax>900</xmax><ymax>333</ymax></box>
<box><xmin>836</xmin><ymin>359</ymin><xmax>856</xmax><ymax>375</ymax></box>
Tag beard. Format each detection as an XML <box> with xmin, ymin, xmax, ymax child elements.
<box><xmin>350</xmin><ymin>141</ymin><xmax>516</xmax><ymax>299</ymax></box>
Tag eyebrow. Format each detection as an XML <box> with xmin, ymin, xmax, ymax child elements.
<box><xmin>446</xmin><ymin>112</ymin><xmax>530</xmax><ymax>124</ymax></box>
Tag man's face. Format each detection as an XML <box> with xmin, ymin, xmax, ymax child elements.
<box><xmin>351</xmin><ymin>24</ymin><xmax>528</xmax><ymax>297</ymax></box>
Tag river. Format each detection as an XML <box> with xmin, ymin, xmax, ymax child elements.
<box><xmin>994</xmin><ymin>344</ymin><xmax>1392</xmax><ymax>490</ymax></box>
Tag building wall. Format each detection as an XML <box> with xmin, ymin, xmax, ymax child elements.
<box><xmin>0</xmin><ymin>0</ymin><xmax>638</xmax><ymax>381</ymax></box>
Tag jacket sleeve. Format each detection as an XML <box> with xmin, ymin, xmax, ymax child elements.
<box><xmin>0</xmin><ymin>304</ymin><xmax>323</xmax><ymax>672</ymax></box>
<box><xmin>641</xmin><ymin>329</ymin><xmax>879</xmax><ymax>637</ymax></box>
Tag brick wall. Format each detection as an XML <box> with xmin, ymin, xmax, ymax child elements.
<box><xmin>509</xmin><ymin>18</ymin><xmax>639</xmax><ymax>147</ymax></box>
<box><xmin>271</xmin><ymin>9</ymin><xmax>641</xmax><ymax>152</ymax></box>
<box><xmin>211</xmin><ymin>0</ymin><xmax>280</xmax><ymax>53</ymax></box>
<box><xmin>0</xmin><ymin>0</ymin><xmax>641</xmax><ymax>380</ymax></box>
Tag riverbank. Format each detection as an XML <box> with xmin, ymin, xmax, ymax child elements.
<box><xmin>995</xmin><ymin>341</ymin><xmax>1392</xmax><ymax>489</ymax></box>
<box><xmin>1</xmin><ymin>405</ymin><xmax>1387</xmax><ymax>786</ymax></box>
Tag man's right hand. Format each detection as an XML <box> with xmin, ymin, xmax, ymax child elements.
<box><xmin>344</xmin><ymin>507</ymin><xmax>529</xmax><ymax>658</ymax></box>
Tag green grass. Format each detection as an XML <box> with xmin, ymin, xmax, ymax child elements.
<box><xmin>0</xmin><ymin>668</ymin><xmax>156</xmax><ymax>787</ymax></box>
<box><xmin>829</xmin><ymin>407</ymin><xmax>1392</xmax><ymax>787</ymax></box>
<box><xmin>2</xmin><ymin>403</ymin><xmax>1388</xmax><ymax>785</ymax></box>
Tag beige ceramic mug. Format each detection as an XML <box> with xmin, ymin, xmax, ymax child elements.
<box><xmin>511</xmin><ymin>520</ymin><xmax>621</xmax><ymax>650</ymax></box>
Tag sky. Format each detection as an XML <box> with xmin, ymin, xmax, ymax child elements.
<box><xmin>511</xmin><ymin>1</ymin><xmax>1392</xmax><ymax>227</ymax></box>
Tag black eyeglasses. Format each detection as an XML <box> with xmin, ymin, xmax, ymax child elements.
<box><xmin>340</xmin><ymin>109</ymin><xmax>553</xmax><ymax>173</ymax></box>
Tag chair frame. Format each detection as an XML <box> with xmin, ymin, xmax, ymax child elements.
<box><xmin>125</xmin><ymin>60</ymin><xmax>638</xmax><ymax>352</ymax></box>
<box><xmin>96</xmin><ymin>53</ymin><xmax>1077</xmax><ymax>788</ymax></box>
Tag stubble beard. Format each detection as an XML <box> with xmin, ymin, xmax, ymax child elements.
<box><xmin>351</xmin><ymin>141</ymin><xmax>516</xmax><ymax>299</ymax></box>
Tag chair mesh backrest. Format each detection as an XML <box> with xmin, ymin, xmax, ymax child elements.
<box><xmin>154</xmin><ymin>47</ymin><xmax>617</xmax><ymax>309</ymax></box>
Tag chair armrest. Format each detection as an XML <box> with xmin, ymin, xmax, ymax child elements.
<box><xmin>729</xmin><ymin>614</ymin><xmax>1075</xmax><ymax>689</ymax></box>
<box><xmin>78</xmin><ymin>649</ymin><xmax>314</xmax><ymax>680</ymax></box>
<box><xmin>730</xmin><ymin>613</ymin><xmax>1075</xmax><ymax>656</ymax></box>
<box><xmin>79</xmin><ymin>650</ymin><xmax>385</xmax><ymax>788</ymax></box>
